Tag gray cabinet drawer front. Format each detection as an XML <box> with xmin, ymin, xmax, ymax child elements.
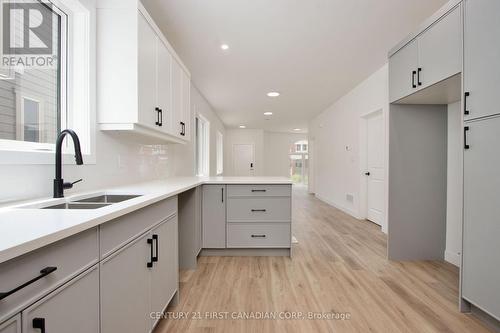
<box><xmin>100</xmin><ymin>196</ymin><xmax>177</xmax><ymax>258</ymax></box>
<box><xmin>227</xmin><ymin>223</ymin><xmax>291</xmax><ymax>248</ymax></box>
<box><xmin>0</xmin><ymin>228</ymin><xmax>98</xmax><ymax>323</ymax></box>
<box><xmin>227</xmin><ymin>185</ymin><xmax>291</xmax><ymax>197</ymax></box>
<box><xmin>227</xmin><ymin>197</ymin><xmax>290</xmax><ymax>222</ymax></box>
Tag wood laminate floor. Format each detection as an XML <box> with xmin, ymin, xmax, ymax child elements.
<box><xmin>155</xmin><ymin>186</ymin><xmax>491</xmax><ymax>333</ymax></box>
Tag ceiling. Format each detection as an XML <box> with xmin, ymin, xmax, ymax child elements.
<box><xmin>142</xmin><ymin>0</ymin><xmax>448</xmax><ymax>133</ymax></box>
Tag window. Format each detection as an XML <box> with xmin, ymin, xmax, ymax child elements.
<box><xmin>0</xmin><ymin>0</ymin><xmax>95</xmax><ymax>164</ymax></box>
<box><xmin>195</xmin><ymin>115</ymin><xmax>210</xmax><ymax>176</ymax></box>
<box><xmin>216</xmin><ymin>131</ymin><xmax>223</xmax><ymax>175</ymax></box>
<box><xmin>290</xmin><ymin>140</ymin><xmax>309</xmax><ymax>185</ymax></box>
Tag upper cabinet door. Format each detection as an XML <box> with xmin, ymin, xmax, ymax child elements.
<box><xmin>389</xmin><ymin>39</ymin><xmax>418</xmax><ymax>102</ymax></box>
<box><xmin>171</xmin><ymin>59</ymin><xmax>183</xmax><ymax>138</ymax></box>
<box><xmin>157</xmin><ymin>40</ymin><xmax>173</xmax><ymax>133</ymax></box>
<box><xmin>418</xmin><ymin>6</ymin><xmax>461</xmax><ymax>90</ymax></box>
<box><xmin>464</xmin><ymin>0</ymin><xmax>500</xmax><ymax>121</ymax></box>
<box><xmin>137</xmin><ymin>12</ymin><xmax>158</xmax><ymax>128</ymax></box>
<box><xmin>181</xmin><ymin>69</ymin><xmax>191</xmax><ymax>140</ymax></box>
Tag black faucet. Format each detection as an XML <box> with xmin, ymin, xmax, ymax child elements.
<box><xmin>53</xmin><ymin>129</ymin><xmax>84</xmax><ymax>198</ymax></box>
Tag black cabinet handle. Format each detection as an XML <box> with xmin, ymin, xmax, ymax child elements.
<box><xmin>155</xmin><ymin>107</ymin><xmax>160</xmax><ymax>126</ymax></box>
<box><xmin>0</xmin><ymin>267</ymin><xmax>57</xmax><ymax>301</ymax></box>
<box><xmin>152</xmin><ymin>234</ymin><xmax>159</xmax><ymax>262</ymax></box>
<box><xmin>180</xmin><ymin>122</ymin><xmax>185</xmax><ymax>136</ymax></box>
<box><xmin>147</xmin><ymin>238</ymin><xmax>154</xmax><ymax>268</ymax></box>
<box><xmin>251</xmin><ymin>189</ymin><xmax>266</xmax><ymax>192</ymax></box>
<box><xmin>221</xmin><ymin>187</ymin><xmax>224</xmax><ymax>203</ymax></box>
<box><xmin>33</xmin><ymin>318</ymin><xmax>46</xmax><ymax>333</ymax></box>
<box><xmin>158</xmin><ymin>109</ymin><xmax>163</xmax><ymax>127</ymax></box>
<box><xmin>464</xmin><ymin>126</ymin><xmax>470</xmax><ymax>150</ymax></box>
<box><xmin>464</xmin><ymin>92</ymin><xmax>470</xmax><ymax>115</ymax></box>
<box><xmin>365</xmin><ymin>172</ymin><xmax>370</xmax><ymax>176</ymax></box>
<box><xmin>251</xmin><ymin>235</ymin><xmax>266</xmax><ymax>238</ymax></box>
<box><xmin>417</xmin><ymin>68</ymin><xmax>422</xmax><ymax>86</ymax></box>
<box><xmin>251</xmin><ymin>209</ymin><xmax>266</xmax><ymax>212</ymax></box>
<box><xmin>412</xmin><ymin>70</ymin><xmax>417</xmax><ymax>88</ymax></box>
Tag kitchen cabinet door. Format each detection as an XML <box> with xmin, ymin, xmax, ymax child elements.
<box><xmin>462</xmin><ymin>116</ymin><xmax>500</xmax><ymax>320</ymax></box>
<box><xmin>150</xmin><ymin>216</ymin><xmax>178</xmax><ymax>329</ymax></box>
<box><xmin>181</xmin><ymin>69</ymin><xmax>191</xmax><ymax>140</ymax></box>
<box><xmin>137</xmin><ymin>12</ymin><xmax>158</xmax><ymax>128</ymax></box>
<box><xmin>418</xmin><ymin>5</ymin><xmax>461</xmax><ymax>90</ymax></box>
<box><xmin>464</xmin><ymin>0</ymin><xmax>500</xmax><ymax>120</ymax></box>
<box><xmin>0</xmin><ymin>315</ymin><xmax>20</xmax><ymax>333</ymax></box>
<box><xmin>389</xmin><ymin>39</ymin><xmax>418</xmax><ymax>102</ymax></box>
<box><xmin>171</xmin><ymin>59</ymin><xmax>183</xmax><ymax>138</ymax></box>
<box><xmin>202</xmin><ymin>185</ymin><xmax>226</xmax><ymax>248</ymax></box>
<box><xmin>101</xmin><ymin>233</ymin><xmax>151</xmax><ymax>333</ymax></box>
<box><xmin>157</xmin><ymin>40</ymin><xmax>173</xmax><ymax>133</ymax></box>
<box><xmin>22</xmin><ymin>267</ymin><xmax>99</xmax><ymax>333</ymax></box>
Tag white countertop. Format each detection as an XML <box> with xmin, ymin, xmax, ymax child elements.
<box><xmin>0</xmin><ymin>177</ymin><xmax>291</xmax><ymax>264</ymax></box>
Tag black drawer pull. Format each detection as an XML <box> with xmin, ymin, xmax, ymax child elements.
<box><xmin>411</xmin><ymin>70</ymin><xmax>417</xmax><ymax>88</ymax></box>
<box><xmin>464</xmin><ymin>92</ymin><xmax>470</xmax><ymax>115</ymax></box>
<box><xmin>152</xmin><ymin>234</ymin><xmax>159</xmax><ymax>262</ymax></box>
<box><xmin>417</xmin><ymin>68</ymin><xmax>422</xmax><ymax>86</ymax></box>
<box><xmin>464</xmin><ymin>126</ymin><xmax>470</xmax><ymax>150</ymax></box>
<box><xmin>0</xmin><ymin>267</ymin><xmax>57</xmax><ymax>301</ymax></box>
<box><xmin>33</xmin><ymin>317</ymin><xmax>46</xmax><ymax>333</ymax></box>
<box><xmin>155</xmin><ymin>107</ymin><xmax>160</xmax><ymax>126</ymax></box>
<box><xmin>158</xmin><ymin>109</ymin><xmax>163</xmax><ymax>127</ymax></box>
<box><xmin>147</xmin><ymin>238</ymin><xmax>154</xmax><ymax>268</ymax></box>
<box><xmin>251</xmin><ymin>209</ymin><xmax>267</xmax><ymax>212</ymax></box>
<box><xmin>251</xmin><ymin>189</ymin><xmax>266</xmax><ymax>192</ymax></box>
<box><xmin>251</xmin><ymin>235</ymin><xmax>266</xmax><ymax>238</ymax></box>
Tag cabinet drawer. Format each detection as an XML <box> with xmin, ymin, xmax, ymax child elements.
<box><xmin>0</xmin><ymin>228</ymin><xmax>98</xmax><ymax>323</ymax></box>
<box><xmin>100</xmin><ymin>196</ymin><xmax>177</xmax><ymax>258</ymax></box>
<box><xmin>227</xmin><ymin>223</ymin><xmax>291</xmax><ymax>248</ymax></box>
<box><xmin>227</xmin><ymin>185</ymin><xmax>291</xmax><ymax>197</ymax></box>
<box><xmin>227</xmin><ymin>197</ymin><xmax>290</xmax><ymax>222</ymax></box>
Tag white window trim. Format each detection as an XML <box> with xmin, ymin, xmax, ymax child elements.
<box><xmin>196</xmin><ymin>114</ymin><xmax>210</xmax><ymax>177</ymax></box>
<box><xmin>0</xmin><ymin>0</ymin><xmax>96</xmax><ymax>165</ymax></box>
<box><xmin>216</xmin><ymin>130</ymin><xmax>223</xmax><ymax>175</ymax></box>
<box><xmin>15</xmin><ymin>93</ymin><xmax>46</xmax><ymax>143</ymax></box>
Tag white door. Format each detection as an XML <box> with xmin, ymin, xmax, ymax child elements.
<box><xmin>365</xmin><ymin>112</ymin><xmax>385</xmax><ymax>226</ymax></box>
<box><xmin>233</xmin><ymin>144</ymin><xmax>254</xmax><ymax>176</ymax></box>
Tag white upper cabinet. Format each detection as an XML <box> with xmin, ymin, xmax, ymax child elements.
<box><xmin>97</xmin><ymin>1</ymin><xmax>191</xmax><ymax>143</ymax></box>
<box><xmin>389</xmin><ymin>5</ymin><xmax>462</xmax><ymax>103</ymax></box>
<box><xmin>464</xmin><ymin>0</ymin><xmax>500</xmax><ymax>121</ymax></box>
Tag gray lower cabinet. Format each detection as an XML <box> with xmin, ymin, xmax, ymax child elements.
<box><xmin>21</xmin><ymin>266</ymin><xmax>99</xmax><ymax>333</ymax></box>
<box><xmin>150</xmin><ymin>216</ymin><xmax>178</xmax><ymax>329</ymax></box>
<box><xmin>0</xmin><ymin>315</ymin><xmax>20</xmax><ymax>333</ymax></box>
<box><xmin>464</xmin><ymin>0</ymin><xmax>500</xmax><ymax>121</ymax></box>
<box><xmin>462</xmin><ymin>116</ymin><xmax>500</xmax><ymax>320</ymax></box>
<box><xmin>101</xmin><ymin>232</ymin><xmax>151</xmax><ymax>333</ymax></box>
<box><xmin>202</xmin><ymin>185</ymin><xmax>226</xmax><ymax>248</ymax></box>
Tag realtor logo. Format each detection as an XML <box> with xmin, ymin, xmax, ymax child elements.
<box><xmin>3</xmin><ymin>1</ymin><xmax>53</xmax><ymax>55</ymax></box>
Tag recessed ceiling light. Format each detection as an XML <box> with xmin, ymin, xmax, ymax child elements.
<box><xmin>220</xmin><ymin>44</ymin><xmax>229</xmax><ymax>50</ymax></box>
<box><xmin>239</xmin><ymin>125</ymin><xmax>246</xmax><ymax>129</ymax></box>
<box><xmin>267</xmin><ymin>92</ymin><xmax>280</xmax><ymax>97</ymax></box>
<box><xmin>293</xmin><ymin>128</ymin><xmax>301</xmax><ymax>131</ymax></box>
<box><xmin>263</xmin><ymin>112</ymin><xmax>273</xmax><ymax>116</ymax></box>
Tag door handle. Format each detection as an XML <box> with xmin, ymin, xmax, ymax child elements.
<box><xmin>0</xmin><ymin>267</ymin><xmax>57</xmax><ymax>300</ymax></box>
<box><xmin>364</xmin><ymin>172</ymin><xmax>370</xmax><ymax>176</ymax></box>
<box><xmin>464</xmin><ymin>126</ymin><xmax>470</xmax><ymax>150</ymax></box>
<box><xmin>464</xmin><ymin>92</ymin><xmax>470</xmax><ymax>115</ymax></box>
<box><xmin>412</xmin><ymin>70</ymin><xmax>417</xmax><ymax>88</ymax></box>
<box><xmin>152</xmin><ymin>234</ymin><xmax>159</xmax><ymax>262</ymax></box>
<box><xmin>417</xmin><ymin>68</ymin><xmax>422</xmax><ymax>86</ymax></box>
<box><xmin>33</xmin><ymin>318</ymin><xmax>46</xmax><ymax>333</ymax></box>
<box><xmin>147</xmin><ymin>238</ymin><xmax>154</xmax><ymax>268</ymax></box>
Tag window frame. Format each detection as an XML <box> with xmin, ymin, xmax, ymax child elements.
<box><xmin>195</xmin><ymin>114</ymin><xmax>210</xmax><ymax>177</ymax></box>
<box><xmin>0</xmin><ymin>0</ymin><xmax>96</xmax><ymax>165</ymax></box>
<box><xmin>15</xmin><ymin>93</ymin><xmax>47</xmax><ymax>144</ymax></box>
<box><xmin>216</xmin><ymin>130</ymin><xmax>223</xmax><ymax>175</ymax></box>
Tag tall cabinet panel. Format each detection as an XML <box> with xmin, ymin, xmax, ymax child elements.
<box><xmin>464</xmin><ymin>0</ymin><xmax>500</xmax><ymax>121</ymax></box>
<box><xmin>462</xmin><ymin>116</ymin><xmax>500</xmax><ymax>320</ymax></box>
<box><xmin>202</xmin><ymin>185</ymin><xmax>226</xmax><ymax>248</ymax></box>
<box><xmin>157</xmin><ymin>40</ymin><xmax>173</xmax><ymax>133</ymax></box>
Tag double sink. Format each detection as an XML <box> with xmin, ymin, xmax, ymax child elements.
<box><xmin>19</xmin><ymin>194</ymin><xmax>142</xmax><ymax>210</ymax></box>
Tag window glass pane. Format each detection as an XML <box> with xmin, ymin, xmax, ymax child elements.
<box><xmin>0</xmin><ymin>1</ymin><xmax>62</xmax><ymax>144</ymax></box>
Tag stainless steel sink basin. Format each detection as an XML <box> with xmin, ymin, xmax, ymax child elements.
<box><xmin>74</xmin><ymin>194</ymin><xmax>142</xmax><ymax>204</ymax></box>
<box><xmin>42</xmin><ymin>203</ymin><xmax>112</xmax><ymax>210</ymax></box>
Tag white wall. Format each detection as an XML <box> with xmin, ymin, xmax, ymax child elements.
<box><xmin>224</xmin><ymin>129</ymin><xmax>264</xmax><ymax>176</ymax></box>
<box><xmin>263</xmin><ymin>132</ymin><xmax>307</xmax><ymax>177</ymax></box>
<box><xmin>309</xmin><ymin>64</ymin><xmax>389</xmax><ymax>232</ymax></box>
<box><xmin>446</xmin><ymin>101</ymin><xmax>462</xmax><ymax>266</ymax></box>
<box><xmin>172</xmin><ymin>84</ymin><xmax>226</xmax><ymax>177</ymax></box>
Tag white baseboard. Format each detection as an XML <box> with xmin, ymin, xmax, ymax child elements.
<box><xmin>445</xmin><ymin>250</ymin><xmax>461</xmax><ymax>267</ymax></box>
<box><xmin>315</xmin><ymin>193</ymin><xmax>362</xmax><ymax>220</ymax></box>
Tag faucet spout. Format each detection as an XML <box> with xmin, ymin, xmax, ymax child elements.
<box><xmin>53</xmin><ymin>129</ymin><xmax>84</xmax><ymax>198</ymax></box>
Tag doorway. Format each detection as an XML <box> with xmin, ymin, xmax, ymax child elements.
<box><xmin>289</xmin><ymin>140</ymin><xmax>308</xmax><ymax>186</ymax></box>
<box><xmin>360</xmin><ymin>110</ymin><xmax>385</xmax><ymax>226</ymax></box>
<box><xmin>233</xmin><ymin>144</ymin><xmax>254</xmax><ymax>176</ymax></box>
